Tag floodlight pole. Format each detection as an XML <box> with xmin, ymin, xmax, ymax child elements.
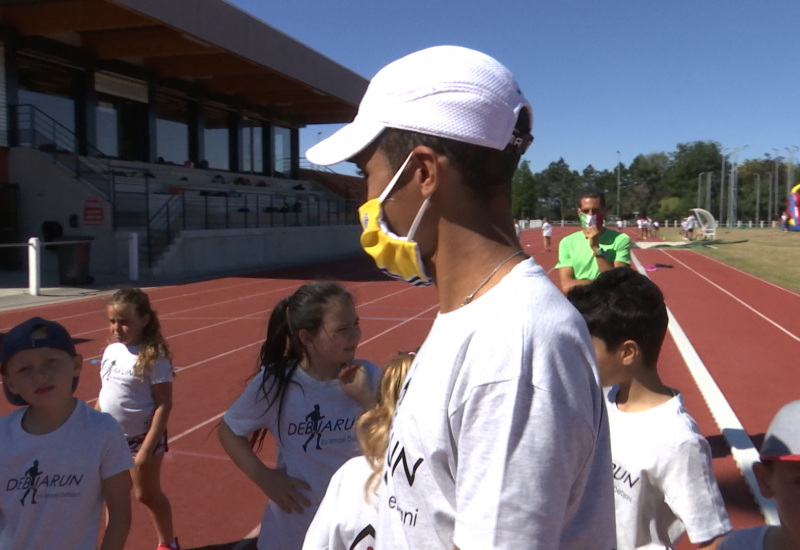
<box><xmin>705</xmin><ymin>172</ymin><xmax>712</xmax><ymax>211</ymax></box>
<box><xmin>697</xmin><ymin>172</ymin><xmax>706</xmax><ymax>208</ymax></box>
<box><xmin>754</xmin><ymin>173</ymin><xmax>761</xmax><ymax>224</ymax></box>
<box><xmin>719</xmin><ymin>151</ymin><xmax>728</xmax><ymax>224</ymax></box>
<box><xmin>773</xmin><ymin>150</ymin><xmax>783</xmax><ymax>217</ymax></box>
<box><xmin>786</xmin><ymin>146</ymin><xmax>798</xmax><ymax>196</ymax></box>
<box><xmin>767</xmin><ymin>172</ymin><xmax>773</xmax><ymax>224</ymax></box>
<box><xmin>616</xmin><ymin>151</ymin><xmax>621</xmax><ymax>219</ymax></box>
<box><xmin>727</xmin><ymin>146</ymin><xmax>748</xmax><ymax>226</ymax></box>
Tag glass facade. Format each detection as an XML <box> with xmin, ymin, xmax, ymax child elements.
<box><xmin>156</xmin><ymin>94</ymin><xmax>189</xmax><ymax>165</ymax></box>
<box><xmin>273</xmin><ymin>125</ymin><xmax>292</xmax><ymax>177</ymax></box>
<box><xmin>95</xmin><ymin>94</ymin><xmax>118</xmax><ymax>158</ymax></box>
<box><xmin>241</xmin><ymin>119</ymin><xmax>263</xmax><ymax>174</ymax></box>
<box><xmin>10</xmin><ymin>54</ymin><xmax>299</xmax><ymax>176</ymax></box>
<box><xmin>17</xmin><ymin>56</ymin><xmax>77</xmax><ymax>150</ymax></box>
<box><xmin>203</xmin><ymin>106</ymin><xmax>229</xmax><ymax>170</ymax></box>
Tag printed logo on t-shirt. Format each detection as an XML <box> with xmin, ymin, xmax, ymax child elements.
<box><xmin>287</xmin><ymin>404</ymin><xmax>358</xmax><ymax>452</ymax></box>
<box><xmin>6</xmin><ymin>459</ymin><xmax>83</xmax><ymax>506</ymax></box>
<box><xmin>612</xmin><ymin>461</ymin><xmax>639</xmax><ymax>504</ymax></box>
<box><xmin>101</xmin><ymin>358</ymin><xmax>134</xmax><ymax>379</ymax></box>
<box><xmin>383</xmin><ymin>436</ymin><xmax>424</xmax><ymax>487</ymax></box>
<box><xmin>348</xmin><ymin>524</ymin><xmax>375</xmax><ymax>549</ymax></box>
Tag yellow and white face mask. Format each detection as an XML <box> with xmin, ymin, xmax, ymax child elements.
<box><xmin>357</xmin><ymin>152</ymin><xmax>432</xmax><ymax>286</ymax></box>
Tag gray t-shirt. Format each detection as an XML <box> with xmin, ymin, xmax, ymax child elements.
<box><xmin>377</xmin><ymin>258</ymin><xmax>616</xmax><ymax>550</ymax></box>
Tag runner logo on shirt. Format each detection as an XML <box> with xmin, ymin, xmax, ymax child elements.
<box><xmin>302</xmin><ymin>404</ymin><xmax>325</xmax><ymax>452</ymax></box>
<box><xmin>286</xmin><ymin>404</ymin><xmax>359</xmax><ymax>452</ymax></box>
<box><xmin>6</xmin><ymin>459</ymin><xmax>84</xmax><ymax>506</ymax></box>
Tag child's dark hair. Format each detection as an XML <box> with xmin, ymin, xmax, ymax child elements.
<box><xmin>566</xmin><ymin>268</ymin><xmax>667</xmax><ymax>367</ymax></box>
<box><xmin>250</xmin><ymin>281</ymin><xmax>354</xmax><ymax>449</ymax></box>
<box><xmin>107</xmin><ymin>287</ymin><xmax>172</xmax><ymax>378</ymax></box>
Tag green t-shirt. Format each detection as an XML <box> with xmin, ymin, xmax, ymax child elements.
<box><xmin>555</xmin><ymin>228</ymin><xmax>631</xmax><ymax>281</ymax></box>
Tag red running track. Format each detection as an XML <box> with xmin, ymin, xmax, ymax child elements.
<box><xmin>0</xmin><ymin>226</ymin><xmax>792</xmax><ymax>549</ymax></box>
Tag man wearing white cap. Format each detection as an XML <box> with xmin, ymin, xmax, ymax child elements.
<box><xmin>307</xmin><ymin>45</ymin><xmax>615</xmax><ymax>550</ymax></box>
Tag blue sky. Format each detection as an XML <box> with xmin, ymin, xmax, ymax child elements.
<box><xmin>229</xmin><ymin>1</ymin><xmax>800</xmax><ymax>175</ymax></box>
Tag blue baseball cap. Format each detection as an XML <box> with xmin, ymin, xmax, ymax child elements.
<box><xmin>1</xmin><ymin>317</ymin><xmax>78</xmax><ymax>406</ymax></box>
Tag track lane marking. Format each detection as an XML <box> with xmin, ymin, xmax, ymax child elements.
<box><xmin>657</xmin><ymin>250</ymin><xmax>800</xmax><ymax>344</ymax></box>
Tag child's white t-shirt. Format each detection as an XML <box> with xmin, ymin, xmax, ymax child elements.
<box><xmin>606</xmin><ymin>386</ymin><xmax>732</xmax><ymax>549</ymax></box>
<box><xmin>303</xmin><ymin>456</ymin><xmax>377</xmax><ymax>550</ymax></box>
<box><xmin>224</xmin><ymin>360</ymin><xmax>381</xmax><ymax>550</ymax></box>
<box><xmin>0</xmin><ymin>400</ymin><xmax>133</xmax><ymax>549</ymax></box>
<box><xmin>542</xmin><ymin>222</ymin><xmax>552</xmax><ymax>237</ymax></box>
<box><xmin>98</xmin><ymin>343</ymin><xmax>173</xmax><ymax>437</ymax></box>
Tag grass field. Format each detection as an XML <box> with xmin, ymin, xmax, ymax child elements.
<box><xmin>657</xmin><ymin>227</ymin><xmax>800</xmax><ymax>294</ymax></box>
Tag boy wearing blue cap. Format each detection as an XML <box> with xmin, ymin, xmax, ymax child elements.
<box><xmin>717</xmin><ymin>400</ymin><xmax>800</xmax><ymax>550</ymax></box>
<box><xmin>0</xmin><ymin>317</ymin><xmax>133</xmax><ymax>550</ymax></box>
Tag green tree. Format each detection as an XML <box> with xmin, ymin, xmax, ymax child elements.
<box><xmin>539</xmin><ymin>158</ymin><xmax>581</xmax><ymax>220</ymax></box>
<box><xmin>512</xmin><ymin>160</ymin><xmax>537</xmax><ymax>219</ymax></box>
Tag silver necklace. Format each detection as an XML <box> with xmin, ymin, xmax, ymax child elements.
<box><xmin>462</xmin><ymin>249</ymin><xmax>524</xmax><ymax>305</ymax></box>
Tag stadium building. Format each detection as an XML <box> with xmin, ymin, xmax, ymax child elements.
<box><xmin>0</xmin><ymin>0</ymin><xmax>368</xmax><ymax>284</ymax></box>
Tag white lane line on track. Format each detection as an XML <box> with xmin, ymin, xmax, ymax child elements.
<box><xmin>632</xmin><ymin>253</ymin><xmax>778</xmax><ymax>525</ymax></box>
<box><xmin>668</xmin><ymin>248</ymin><xmax>800</xmax><ymax>298</ymax></box>
<box><xmin>168</xmin><ymin>411</ymin><xmax>225</xmax><ymax>444</ymax></box>
<box><xmin>659</xmin><ymin>250</ymin><xmax>800</xmax><ymax>345</ymax></box>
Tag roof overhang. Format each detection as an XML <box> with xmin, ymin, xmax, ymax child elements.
<box><xmin>0</xmin><ymin>0</ymin><xmax>368</xmax><ymax>126</ymax></box>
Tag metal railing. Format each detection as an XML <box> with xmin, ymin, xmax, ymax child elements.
<box><xmin>8</xmin><ymin>104</ymin><xmax>359</xmax><ymax>269</ymax></box>
<box><xmin>9</xmin><ymin>104</ymin><xmax>112</xmax><ymax>198</ymax></box>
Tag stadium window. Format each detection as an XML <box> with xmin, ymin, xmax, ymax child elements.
<box><xmin>156</xmin><ymin>94</ymin><xmax>190</xmax><ymax>165</ymax></box>
<box><xmin>242</xmin><ymin>118</ymin><xmax>264</xmax><ymax>174</ymax></box>
<box><xmin>273</xmin><ymin>125</ymin><xmax>291</xmax><ymax>177</ymax></box>
<box><xmin>203</xmin><ymin>105</ymin><xmax>230</xmax><ymax>171</ymax></box>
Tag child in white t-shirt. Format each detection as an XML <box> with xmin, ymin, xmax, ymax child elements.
<box><xmin>567</xmin><ymin>268</ymin><xmax>732</xmax><ymax>549</ymax></box>
<box><xmin>97</xmin><ymin>288</ymin><xmax>179</xmax><ymax>550</ymax></box>
<box><xmin>303</xmin><ymin>351</ymin><xmax>415</xmax><ymax>550</ymax></box>
<box><xmin>717</xmin><ymin>400</ymin><xmax>800</xmax><ymax>550</ymax></box>
<box><xmin>1</xmin><ymin>317</ymin><xmax>133</xmax><ymax>549</ymax></box>
<box><xmin>218</xmin><ymin>281</ymin><xmax>381</xmax><ymax>550</ymax></box>
<box><xmin>541</xmin><ymin>217</ymin><xmax>553</xmax><ymax>252</ymax></box>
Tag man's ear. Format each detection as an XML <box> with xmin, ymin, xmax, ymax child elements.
<box><xmin>752</xmin><ymin>461</ymin><xmax>774</xmax><ymax>499</ymax></box>
<box><xmin>410</xmin><ymin>145</ymin><xmax>440</xmax><ymax>199</ymax></box>
<box><xmin>619</xmin><ymin>340</ymin><xmax>639</xmax><ymax>366</ymax></box>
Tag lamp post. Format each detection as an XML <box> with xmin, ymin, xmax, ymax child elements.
<box><xmin>767</xmin><ymin>172</ymin><xmax>773</xmax><ymax>224</ymax></box>
<box><xmin>719</xmin><ymin>152</ymin><xmax>727</xmax><ymax>223</ymax></box>
<box><xmin>727</xmin><ymin>146</ymin><xmax>748</xmax><ymax>226</ymax></box>
<box><xmin>616</xmin><ymin>150</ymin><xmax>621</xmax><ymax>219</ymax></box>
<box><xmin>754</xmin><ymin>173</ymin><xmax>761</xmax><ymax>224</ymax></box>
<box><xmin>772</xmin><ymin>151</ymin><xmax>783</xmax><ymax>218</ymax></box>
<box><xmin>705</xmin><ymin>172</ymin><xmax>712</xmax><ymax>211</ymax></box>
<box><xmin>697</xmin><ymin>172</ymin><xmax>707</xmax><ymax>207</ymax></box>
<box><xmin>786</xmin><ymin>146</ymin><xmax>798</xmax><ymax>196</ymax></box>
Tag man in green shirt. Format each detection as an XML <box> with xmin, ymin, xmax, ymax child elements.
<box><xmin>556</xmin><ymin>190</ymin><xmax>631</xmax><ymax>293</ymax></box>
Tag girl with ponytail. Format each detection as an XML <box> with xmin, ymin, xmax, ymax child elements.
<box><xmin>218</xmin><ymin>281</ymin><xmax>380</xmax><ymax>550</ymax></box>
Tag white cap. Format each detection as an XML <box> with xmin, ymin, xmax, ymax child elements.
<box><xmin>306</xmin><ymin>45</ymin><xmax>533</xmax><ymax>166</ymax></box>
<box><xmin>760</xmin><ymin>399</ymin><xmax>800</xmax><ymax>461</ymax></box>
